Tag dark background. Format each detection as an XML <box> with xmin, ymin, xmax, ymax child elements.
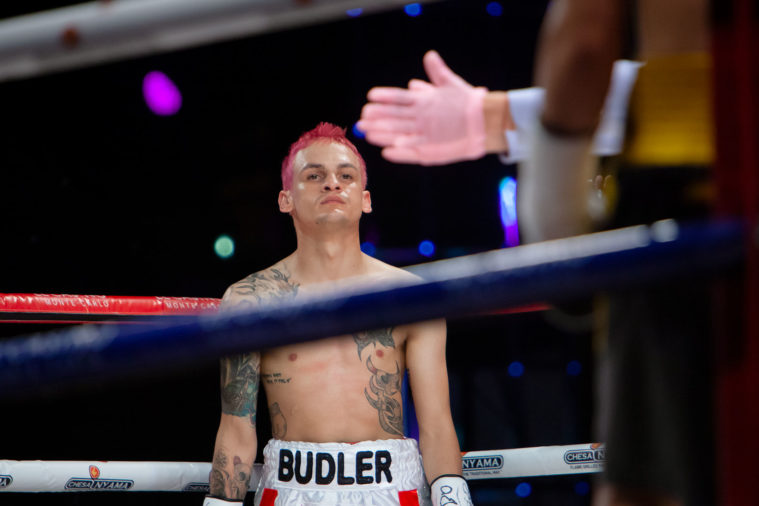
<box><xmin>0</xmin><ymin>1</ymin><xmax>595</xmax><ymax>504</ymax></box>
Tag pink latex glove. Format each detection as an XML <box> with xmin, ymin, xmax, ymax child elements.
<box><xmin>357</xmin><ymin>50</ymin><xmax>487</xmax><ymax>165</ymax></box>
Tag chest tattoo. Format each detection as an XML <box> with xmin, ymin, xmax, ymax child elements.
<box><xmin>364</xmin><ymin>356</ymin><xmax>403</xmax><ymax>436</ymax></box>
<box><xmin>353</xmin><ymin>327</ymin><xmax>395</xmax><ymax>358</ymax></box>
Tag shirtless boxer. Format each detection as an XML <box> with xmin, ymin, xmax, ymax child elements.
<box><xmin>204</xmin><ymin>123</ymin><xmax>472</xmax><ymax>506</ymax></box>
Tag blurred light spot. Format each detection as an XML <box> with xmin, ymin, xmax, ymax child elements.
<box><xmin>404</xmin><ymin>3</ymin><xmax>422</xmax><ymax>16</ymax></box>
<box><xmin>486</xmin><ymin>1</ymin><xmax>503</xmax><ymax>16</ymax></box>
<box><xmin>214</xmin><ymin>235</ymin><xmax>235</xmax><ymax>259</ymax></box>
<box><xmin>567</xmin><ymin>360</ymin><xmax>582</xmax><ymax>376</ymax></box>
<box><xmin>499</xmin><ymin>177</ymin><xmax>519</xmax><ymax>247</ymax></box>
<box><xmin>515</xmin><ymin>482</ymin><xmax>532</xmax><ymax>498</ymax></box>
<box><xmin>60</xmin><ymin>26</ymin><xmax>81</xmax><ymax>48</ymax></box>
<box><xmin>352</xmin><ymin>122</ymin><xmax>366</xmax><ymax>139</ymax></box>
<box><xmin>418</xmin><ymin>240</ymin><xmax>435</xmax><ymax>257</ymax></box>
<box><xmin>346</xmin><ymin>7</ymin><xmax>363</xmax><ymax>17</ymax></box>
<box><xmin>143</xmin><ymin>71</ymin><xmax>182</xmax><ymax>116</ymax></box>
<box><xmin>651</xmin><ymin>218</ymin><xmax>678</xmax><ymax>242</ymax></box>
<box><xmin>508</xmin><ymin>361</ymin><xmax>524</xmax><ymax>378</ymax></box>
<box><xmin>361</xmin><ymin>241</ymin><xmax>377</xmax><ymax>256</ymax></box>
<box><xmin>575</xmin><ymin>481</ymin><xmax>591</xmax><ymax>496</ymax></box>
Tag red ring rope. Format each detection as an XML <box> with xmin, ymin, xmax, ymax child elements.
<box><xmin>0</xmin><ymin>293</ymin><xmax>221</xmax><ymax>323</ymax></box>
<box><xmin>0</xmin><ymin>293</ymin><xmax>548</xmax><ymax>324</ymax></box>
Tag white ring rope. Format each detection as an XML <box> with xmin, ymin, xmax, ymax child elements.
<box><xmin>0</xmin><ymin>444</ymin><xmax>603</xmax><ymax>492</ymax></box>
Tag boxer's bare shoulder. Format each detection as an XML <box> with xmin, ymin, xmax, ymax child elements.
<box><xmin>221</xmin><ymin>258</ymin><xmax>299</xmax><ymax>311</ymax></box>
<box><xmin>351</xmin><ymin>255</ymin><xmax>420</xmax><ymax>290</ymax></box>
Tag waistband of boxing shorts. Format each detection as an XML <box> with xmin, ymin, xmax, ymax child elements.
<box><xmin>261</xmin><ymin>438</ymin><xmax>424</xmax><ymax>492</ymax></box>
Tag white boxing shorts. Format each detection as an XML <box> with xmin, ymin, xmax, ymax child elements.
<box><xmin>254</xmin><ymin>438</ymin><xmax>431</xmax><ymax>506</ymax></box>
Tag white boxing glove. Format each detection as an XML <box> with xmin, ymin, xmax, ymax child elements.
<box><xmin>430</xmin><ymin>474</ymin><xmax>473</xmax><ymax>506</ymax></box>
<box><xmin>203</xmin><ymin>497</ymin><xmax>243</xmax><ymax>506</ymax></box>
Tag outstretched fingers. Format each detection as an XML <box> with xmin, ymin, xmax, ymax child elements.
<box><xmin>422</xmin><ymin>50</ymin><xmax>469</xmax><ymax>88</ymax></box>
<box><xmin>366</xmin><ymin>86</ymin><xmax>416</xmax><ymax>105</ymax></box>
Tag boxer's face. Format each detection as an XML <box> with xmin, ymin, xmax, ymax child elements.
<box><xmin>278</xmin><ymin>141</ymin><xmax>371</xmax><ymax>228</ymax></box>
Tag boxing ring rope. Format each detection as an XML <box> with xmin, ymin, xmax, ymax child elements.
<box><xmin>0</xmin><ymin>219</ymin><xmax>743</xmax><ymax>494</ymax></box>
<box><xmin>0</xmin><ymin>294</ymin><xmax>546</xmax><ymax>324</ymax></box>
<box><xmin>0</xmin><ymin>444</ymin><xmax>604</xmax><ymax>492</ymax></box>
<box><xmin>0</xmin><ymin>219</ymin><xmax>744</xmax><ymax>397</ymax></box>
<box><xmin>0</xmin><ymin>293</ymin><xmax>220</xmax><ymax>323</ymax></box>
<box><xmin>0</xmin><ymin>0</ymin><xmax>441</xmax><ymax>83</ymax></box>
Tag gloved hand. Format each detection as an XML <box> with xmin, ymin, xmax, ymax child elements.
<box><xmin>430</xmin><ymin>475</ymin><xmax>474</xmax><ymax>506</ymax></box>
<box><xmin>357</xmin><ymin>50</ymin><xmax>487</xmax><ymax>165</ymax></box>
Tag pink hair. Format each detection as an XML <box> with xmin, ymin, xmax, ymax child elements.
<box><xmin>281</xmin><ymin>122</ymin><xmax>367</xmax><ymax>190</ymax></box>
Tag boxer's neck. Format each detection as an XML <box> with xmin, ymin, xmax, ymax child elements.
<box><xmin>289</xmin><ymin>230</ymin><xmax>367</xmax><ymax>284</ymax></box>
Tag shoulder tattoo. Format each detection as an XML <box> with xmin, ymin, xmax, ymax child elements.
<box><xmin>224</xmin><ymin>266</ymin><xmax>299</xmax><ymax>310</ymax></box>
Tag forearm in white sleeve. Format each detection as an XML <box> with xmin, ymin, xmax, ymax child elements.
<box><xmin>501</xmin><ymin>59</ymin><xmax>642</xmax><ymax>164</ymax></box>
<box><xmin>517</xmin><ymin>122</ymin><xmax>597</xmax><ymax>243</ymax></box>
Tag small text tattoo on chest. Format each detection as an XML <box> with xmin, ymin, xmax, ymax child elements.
<box><xmin>263</xmin><ymin>372</ymin><xmax>292</xmax><ymax>385</ymax></box>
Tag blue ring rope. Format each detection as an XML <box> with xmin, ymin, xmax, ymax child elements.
<box><xmin>0</xmin><ymin>220</ymin><xmax>744</xmax><ymax>396</ymax></box>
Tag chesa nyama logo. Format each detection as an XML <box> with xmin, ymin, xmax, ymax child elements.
<box><xmin>563</xmin><ymin>443</ymin><xmax>606</xmax><ymax>468</ymax></box>
<box><xmin>65</xmin><ymin>465</ymin><xmax>134</xmax><ymax>490</ymax></box>
<box><xmin>462</xmin><ymin>454</ymin><xmax>503</xmax><ymax>477</ymax></box>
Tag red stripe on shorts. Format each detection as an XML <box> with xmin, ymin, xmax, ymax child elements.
<box><xmin>398</xmin><ymin>489</ymin><xmax>419</xmax><ymax>506</ymax></box>
<box><xmin>259</xmin><ymin>488</ymin><xmax>278</xmax><ymax>506</ymax></box>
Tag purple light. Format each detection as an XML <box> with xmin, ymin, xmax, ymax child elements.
<box><xmin>499</xmin><ymin>177</ymin><xmax>519</xmax><ymax>247</ymax></box>
<box><xmin>143</xmin><ymin>71</ymin><xmax>182</xmax><ymax>116</ymax></box>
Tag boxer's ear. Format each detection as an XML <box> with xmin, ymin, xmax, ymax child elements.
<box><xmin>362</xmin><ymin>190</ymin><xmax>372</xmax><ymax>214</ymax></box>
<box><xmin>279</xmin><ymin>190</ymin><xmax>293</xmax><ymax>213</ymax></box>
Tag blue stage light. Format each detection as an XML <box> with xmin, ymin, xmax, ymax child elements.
<box><xmin>418</xmin><ymin>240</ymin><xmax>435</xmax><ymax>257</ymax></box>
<box><xmin>486</xmin><ymin>1</ymin><xmax>504</xmax><ymax>17</ymax></box>
<box><xmin>404</xmin><ymin>3</ymin><xmax>422</xmax><ymax>17</ymax></box>
<box><xmin>361</xmin><ymin>242</ymin><xmax>377</xmax><ymax>256</ymax></box>
<box><xmin>515</xmin><ymin>482</ymin><xmax>532</xmax><ymax>498</ymax></box>
<box><xmin>575</xmin><ymin>481</ymin><xmax>591</xmax><ymax>495</ymax></box>
<box><xmin>346</xmin><ymin>8</ymin><xmax>363</xmax><ymax>17</ymax></box>
<box><xmin>508</xmin><ymin>361</ymin><xmax>524</xmax><ymax>377</ymax></box>
<box><xmin>567</xmin><ymin>360</ymin><xmax>582</xmax><ymax>376</ymax></box>
<box><xmin>352</xmin><ymin>122</ymin><xmax>366</xmax><ymax>139</ymax></box>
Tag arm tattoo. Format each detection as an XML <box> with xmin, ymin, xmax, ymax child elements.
<box><xmin>270</xmin><ymin>402</ymin><xmax>288</xmax><ymax>439</ymax></box>
<box><xmin>209</xmin><ymin>451</ymin><xmax>228</xmax><ymax>497</ymax></box>
<box><xmin>353</xmin><ymin>327</ymin><xmax>395</xmax><ymax>358</ymax></box>
<box><xmin>220</xmin><ymin>352</ymin><xmax>259</xmax><ymax>426</ymax></box>
<box><xmin>218</xmin><ymin>266</ymin><xmax>296</xmax><ymax>422</ymax></box>
<box><xmin>364</xmin><ymin>356</ymin><xmax>403</xmax><ymax>436</ymax></box>
<box><xmin>230</xmin><ymin>456</ymin><xmax>252</xmax><ymax>498</ymax></box>
<box><xmin>209</xmin><ymin>449</ymin><xmax>252</xmax><ymax>500</ymax></box>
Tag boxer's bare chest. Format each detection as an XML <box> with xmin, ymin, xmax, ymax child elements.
<box><xmin>237</xmin><ymin>263</ymin><xmax>410</xmax><ymax>440</ymax></box>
